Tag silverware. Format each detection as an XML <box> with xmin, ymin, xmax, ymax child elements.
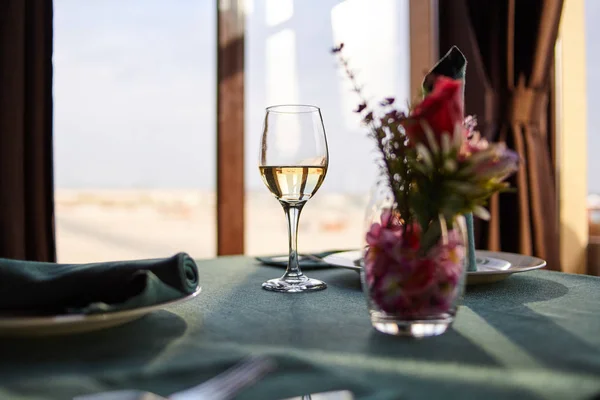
<box><xmin>300</xmin><ymin>254</ymin><xmax>326</xmax><ymax>263</ymax></box>
<box><xmin>74</xmin><ymin>356</ymin><xmax>276</xmax><ymax>400</ymax></box>
<box><xmin>170</xmin><ymin>356</ymin><xmax>276</xmax><ymax>400</ymax></box>
<box><xmin>282</xmin><ymin>390</ymin><xmax>354</xmax><ymax>400</ymax></box>
<box><xmin>268</xmin><ymin>254</ymin><xmax>325</xmax><ymax>263</ymax></box>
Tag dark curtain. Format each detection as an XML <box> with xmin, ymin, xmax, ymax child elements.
<box><xmin>0</xmin><ymin>0</ymin><xmax>55</xmax><ymax>261</ymax></box>
<box><xmin>438</xmin><ymin>0</ymin><xmax>563</xmax><ymax>270</ymax></box>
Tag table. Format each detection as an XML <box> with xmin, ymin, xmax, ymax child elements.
<box><xmin>1</xmin><ymin>256</ymin><xmax>600</xmax><ymax>400</ymax></box>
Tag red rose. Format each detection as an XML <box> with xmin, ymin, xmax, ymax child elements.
<box><xmin>403</xmin><ymin>76</ymin><xmax>464</xmax><ymax>146</ymax></box>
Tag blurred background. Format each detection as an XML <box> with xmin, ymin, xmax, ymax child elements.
<box><xmin>53</xmin><ymin>0</ymin><xmax>408</xmax><ymax>262</ymax></box>
<box><xmin>52</xmin><ymin>0</ymin><xmax>598</xmax><ymax>271</ymax></box>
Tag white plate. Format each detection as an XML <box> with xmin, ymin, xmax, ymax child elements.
<box><xmin>322</xmin><ymin>250</ymin><xmax>546</xmax><ymax>285</ymax></box>
<box><xmin>0</xmin><ymin>286</ymin><xmax>201</xmax><ymax>337</ymax></box>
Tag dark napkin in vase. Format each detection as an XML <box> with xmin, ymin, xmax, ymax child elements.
<box><xmin>422</xmin><ymin>46</ymin><xmax>477</xmax><ymax>272</ymax></box>
<box><xmin>422</xmin><ymin>46</ymin><xmax>467</xmax><ymax>94</ymax></box>
<box><xmin>0</xmin><ymin>252</ymin><xmax>199</xmax><ymax>316</ymax></box>
<box><xmin>256</xmin><ymin>250</ymin><xmax>350</xmax><ymax>269</ymax></box>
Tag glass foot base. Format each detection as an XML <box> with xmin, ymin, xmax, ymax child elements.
<box><xmin>370</xmin><ymin>312</ymin><xmax>453</xmax><ymax>337</ymax></box>
<box><xmin>262</xmin><ymin>276</ymin><xmax>327</xmax><ymax>293</ymax></box>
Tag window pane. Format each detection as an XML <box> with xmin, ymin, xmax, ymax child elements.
<box><xmin>245</xmin><ymin>0</ymin><xmax>410</xmax><ymax>255</ymax></box>
<box><xmin>53</xmin><ymin>0</ymin><xmax>216</xmax><ymax>262</ymax></box>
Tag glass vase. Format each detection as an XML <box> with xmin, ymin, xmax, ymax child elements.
<box><xmin>362</xmin><ymin>183</ymin><xmax>468</xmax><ymax>337</ymax></box>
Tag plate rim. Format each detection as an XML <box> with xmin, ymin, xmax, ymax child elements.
<box><xmin>470</xmin><ymin>250</ymin><xmax>546</xmax><ymax>275</ymax></box>
<box><xmin>0</xmin><ymin>286</ymin><xmax>202</xmax><ymax>328</ymax></box>
<box><xmin>321</xmin><ymin>250</ymin><xmax>546</xmax><ymax>276</ymax></box>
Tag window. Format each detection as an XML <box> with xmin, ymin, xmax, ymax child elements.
<box><xmin>244</xmin><ymin>0</ymin><xmax>411</xmax><ymax>255</ymax></box>
<box><xmin>53</xmin><ymin>0</ymin><xmax>216</xmax><ymax>262</ymax></box>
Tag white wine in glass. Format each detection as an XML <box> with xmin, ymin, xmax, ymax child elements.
<box><xmin>259</xmin><ymin>166</ymin><xmax>326</xmax><ymax>202</ymax></box>
<box><xmin>258</xmin><ymin>105</ymin><xmax>329</xmax><ymax>293</ymax></box>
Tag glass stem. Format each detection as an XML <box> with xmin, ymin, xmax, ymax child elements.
<box><xmin>281</xmin><ymin>201</ymin><xmax>305</xmax><ymax>280</ymax></box>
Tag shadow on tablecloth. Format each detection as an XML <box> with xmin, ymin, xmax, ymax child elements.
<box><xmin>0</xmin><ymin>310</ymin><xmax>188</xmax><ymax>382</ymax></box>
<box><xmin>465</xmin><ymin>274</ymin><xmax>600</xmax><ymax>375</ymax></box>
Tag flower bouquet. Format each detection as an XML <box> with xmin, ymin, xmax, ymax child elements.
<box><xmin>333</xmin><ymin>44</ymin><xmax>519</xmax><ymax>337</ymax></box>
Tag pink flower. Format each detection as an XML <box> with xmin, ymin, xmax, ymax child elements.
<box><xmin>459</xmin><ymin>132</ymin><xmax>489</xmax><ymax>160</ymax></box>
<box><xmin>400</xmin><ymin>258</ymin><xmax>437</xmax><ymax>295</ymax></box>
<box><xmin>366</xmin><ymin>223</ymin><xmax>383</xmax><ymax>247</ymax></box>
<box><xmin>380</xmin><ymin>208</ymin><xmax>403</xmax><ymax>230</ymax></box>
<box><xmin>364</xmin><ymin>222</ymin><xmax>466</xmax><ymax>317</ymax></box>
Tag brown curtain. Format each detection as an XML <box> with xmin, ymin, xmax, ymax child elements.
<box><xmin>438</xmin><ymin>0</ymin><xmax>563</xmax><ymax>270</ymax></box>
<box><xmin>0</xmin><ymin>0</ymin><xmax>55</xmax><ymax>261</ymax></box>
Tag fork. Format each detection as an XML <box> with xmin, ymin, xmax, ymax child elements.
<box><xmin>170</xmin><ymin>356</ymin><xmax>276</xmax><ymax>400</ymax></box>
<box><xmin>74</xmin><ymin>356</ymin><xmax>276</xmax><ymax>400</ymax></box>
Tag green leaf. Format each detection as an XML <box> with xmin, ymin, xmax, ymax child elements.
<box><xmin>420</xmin><ymin>218</ymin><xmax>443</xmax><ymax>255</ymax></box>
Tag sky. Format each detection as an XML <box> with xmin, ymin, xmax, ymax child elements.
<box><xmin>53</xmin><ymin>0</ymin><xmax>217</xmax><ymax>189</ymax></box>
<box><xmin>53</xmin><ymin>0</ymin><xmax>598</xmax><ymax>193</ymax></box>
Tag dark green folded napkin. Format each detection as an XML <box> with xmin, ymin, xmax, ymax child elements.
<box><xmin>0</xmin><ymin>252</ymin><xmax>199</xmax><ymax>315</ymax></box>
<box><xmin>423</xmin><ymin>46</ymin><xmax>478</xmax><ymax>272</ymax></box>
<box><xmin>256</xmin><ymin>250</ymin><xmax>350</xmax><ymax>269</ymax></box>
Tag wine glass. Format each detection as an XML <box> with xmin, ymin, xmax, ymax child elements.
<box><xmin>259</xmin><ymin>104</ymin><xmax>329</xmax><ymax>293</ymax></box>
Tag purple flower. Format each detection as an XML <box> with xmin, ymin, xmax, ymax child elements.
<box><xmin>461</xmin><ymin>134</ymin><xmax>519</xmax><ymax>182</ymax></box>
<box><xmin>380</xmin><ymin>97</ymin><xmax>396</xmax><ymax>106</ymax></box>
<box><xmin>477</xmin><ymin>145</ymin><xmax>519</xmax><ymax>181</ymax></box>
<box><xmin>364</xmin><ymin>219</ymin><xmax>466</xmax><ymax>317</ymax></box>
<box><xmin>331</xmin><ymin>43</ymin><xmax>344</xmax><ymax>53</ymax></box>
<box><xmin>354</xmin><ymin>103</ymin><xmax>367</xmax><ymax>113</ymax></box>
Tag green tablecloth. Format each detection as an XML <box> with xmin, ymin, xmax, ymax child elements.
<box><xmin>1</xmin><ymin>256</ymin><xmax>599</xmax><ymax>400</ymax></box>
